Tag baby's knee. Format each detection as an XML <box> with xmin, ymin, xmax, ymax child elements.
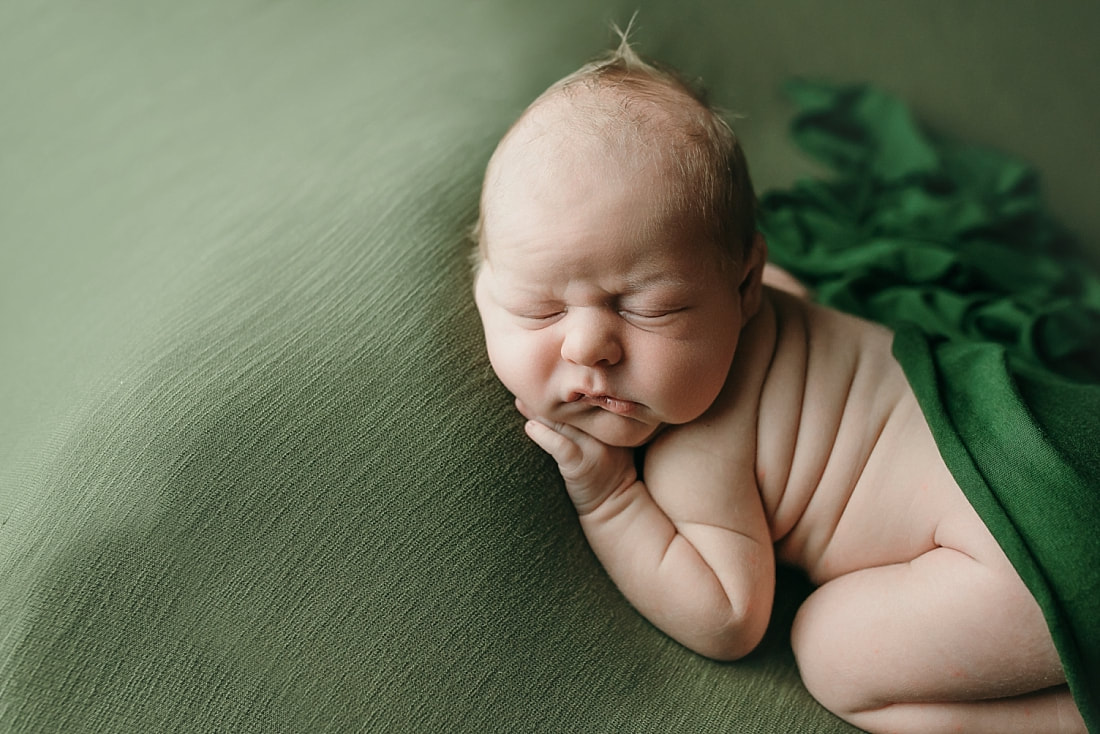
<box><xmin>789</xmin><ymin>602</ymin><xmax>876</xmax><ymax>719</ymax></box>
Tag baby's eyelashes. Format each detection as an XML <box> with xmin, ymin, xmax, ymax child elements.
<box><xmin>505</xmin><ymin>303</ymin><xmax>688</xmax><ymax>329</ymax></box>
<box><xmin>514</xmin><ymin>309</ymin><xmax>566</xmax><ymax>324</ymax></box>
<box><xmin>497</xmin><ymin>297</ymin><xmax>565</xmax><ymax>324</ymax></box>
<box><xmin>619</xmin><ymin>307</ymin><xmax>683</xmax><ymax>319</ymax></box>
<box><xmin>617</xmin><ymin>306</ymin><xmax>687</xmax><ymax>328</ymax></box>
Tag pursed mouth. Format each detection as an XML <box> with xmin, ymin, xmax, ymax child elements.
<box><xmin>567</xmin><ymin>391</ymin><xmax>639</xmax><ymax>416</ymax></box>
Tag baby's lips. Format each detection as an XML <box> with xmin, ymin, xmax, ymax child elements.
<box><xmin>565</xmin><ymin>389</ymin><xmax>607</xmax><ymax>403</ymax></box>
<box><xmin>586</xmin><ymin>394</ymin><xmax>639</xmax><ymax>416</ymax></box>
<box><xmin>565</xmin><ymin>389</ymin><xmax>640</xmax><ymax>416</ymax></box>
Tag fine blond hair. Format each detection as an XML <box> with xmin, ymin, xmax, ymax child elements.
<box><xmin>474</xmin><ymin>27</ymin><xmax>757</xmax><ymax>267</ymax></box>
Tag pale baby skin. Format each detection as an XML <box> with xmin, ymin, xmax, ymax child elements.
<box><xmin>473</xmin><ymin>67</ymin><xmax>1085</xmax><ymax>734</ymax></box>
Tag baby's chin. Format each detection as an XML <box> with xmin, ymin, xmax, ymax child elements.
<box><xmin>568</xmin><ymin>411</ymin><xmax>664</xmax><ymax>448</ymax></box>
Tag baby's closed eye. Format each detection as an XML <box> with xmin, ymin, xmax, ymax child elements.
<box><xmin>617</xmin><ymin>300</ymin><xmax>690</xmax><ymax>326</ymax></box>
<box><xmin>505</xmin><ymin>303</ymin><xmax>566</xmax><ymax>326</ymax></box>
<box><xmin>617</xmin><ymin>284</ymin><xmax>693</xmax><ymax>317</ymax></box>
<box><xmin>620</xmin><ymin>306</ymin><xmax>685</xmax><ymax>319</ymax></box>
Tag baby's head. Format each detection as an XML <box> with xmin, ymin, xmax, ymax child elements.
<box><xmin>474</xmin><ymin>38</ymin><xmax>757</xmax><ymax>269</ymax></box>
<box><xmin>474</xmin><ymin>39</ymin><xmax>766</xmax><ymax>447</ymax></box>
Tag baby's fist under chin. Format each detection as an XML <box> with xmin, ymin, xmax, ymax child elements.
<box><xmin>521</xmin><ymin>415</ymin><xmax>638</xmax><ymax>515</ymax></box>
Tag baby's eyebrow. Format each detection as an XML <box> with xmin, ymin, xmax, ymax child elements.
<box><xmin>624</xmin><ymin>272</ymin><xmax>694</xmax><ymax>291</ymax></box>
<box><xmin>496</xmin><ymin>280</ymin><xmax>556</xmax><ymax>302</ymax></box>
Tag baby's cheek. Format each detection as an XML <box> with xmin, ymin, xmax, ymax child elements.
<box><xmin>487</xmin><ymin>334</ymin><xmax>550</xmax><ymax>402</ymax></box>
<box><xmin>658</xmin><ymin>352</ymin><xmax>732</xmax><ymax>422</ymax></box>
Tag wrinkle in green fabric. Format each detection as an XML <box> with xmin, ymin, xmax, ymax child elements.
<box><xmin>762</xmin><ymin>79</ymin><xmax>1100</xmax><ymax>383</ymax></box>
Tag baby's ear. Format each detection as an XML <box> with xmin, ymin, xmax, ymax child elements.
<box><xmin>737</xmin><ymin>232</ymin><xmax>767</xmax><ymax>325</ymax></box>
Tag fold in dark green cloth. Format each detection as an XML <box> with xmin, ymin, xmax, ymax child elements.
<box><xmin>761</xmin><ymin>80</ymin><xmax>1100</xmax><ymax>731</ymax></box>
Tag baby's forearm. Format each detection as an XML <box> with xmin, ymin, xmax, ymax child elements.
<box><xmin>579</xmin><ymin>478</ymin><xmax>773</xmax><ymax>661</ymax></box>
<box><xmin>517</xmin><ymin>409</ymin><xmax>774</xmax><ymax>659</ymax></box>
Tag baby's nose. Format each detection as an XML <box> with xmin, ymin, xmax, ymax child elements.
<box><xmin>560</xmin><ymin>310</ymin><xmax>622</xmax><ymax>367</ymax></box>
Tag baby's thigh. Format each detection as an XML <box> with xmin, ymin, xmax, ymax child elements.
<box><xmin>791</xmin><ymin>526</ymin><xmax>1064</xmax><ymax>717</ymax></box>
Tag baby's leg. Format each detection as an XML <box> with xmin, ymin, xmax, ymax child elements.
<box><xmin>790</xmin><ymin>524</ymin><xmax>1086</xmax><ymax>733</ymax></box>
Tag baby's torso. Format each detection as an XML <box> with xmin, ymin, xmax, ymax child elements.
<box><xmin>704</xmin><ymin>289</ymin><xmax>975</xmax><ymax>584</ymax></box>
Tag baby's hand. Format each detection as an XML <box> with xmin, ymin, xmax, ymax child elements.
<box><xmin>516</xmin><ymin>399</ymin><xmax>637</xmax><ymax>515</ymax></box>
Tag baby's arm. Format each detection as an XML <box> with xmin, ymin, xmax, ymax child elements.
<box><xmin>520</xmin><ymin>404</ymin><xmax>775</xmax><ymax>661</ymax></box>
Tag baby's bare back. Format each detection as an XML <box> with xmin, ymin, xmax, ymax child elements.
<box><xmin>746</xmin><ymin>289</ymin><xmax>979</xmax><ymax>583</ymax></box>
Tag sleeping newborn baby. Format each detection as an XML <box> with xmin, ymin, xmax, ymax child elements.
<box><xmin>472</xmin><ymin>40</ymin><xmax>1087</xmax><ymax>734</ymax></box>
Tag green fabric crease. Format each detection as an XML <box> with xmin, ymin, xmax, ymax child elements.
<box><xmin>764</xmin><ymin>80</ymin><xmax>1100</xmax><ymax>382</ymax></box>
<box><xmin>762</xmin><ymin>80</ymin><xmax>1100</xmax><ymax>731</ymax></box>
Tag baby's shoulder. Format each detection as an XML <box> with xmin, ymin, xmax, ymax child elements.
<box><xmin>765</xmin><ymin>288</ymin><xmax>899</xmax><ymax>386</ymax></box>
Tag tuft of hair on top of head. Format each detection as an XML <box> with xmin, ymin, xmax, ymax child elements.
<box><xmin>608</xmin><ymin>13</ymin><xmax>645</xmax><ymax>68</ymax></box>
<box><xmin>592</xmin><ymin>14</ymin><xmax>654</xmax><ymax>75</ymax></box>
<box><xmin>546</xmin><ymin>13</ymin><xmax>725</xmax><ymax>121</ymax></box>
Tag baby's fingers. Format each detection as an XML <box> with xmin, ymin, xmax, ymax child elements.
<box><xmin>523</xmin><ymin>419</ymin><xmax>583</xmax><ymax>472</ymax></box>
<box><xmin>521</xmin><ymin>414</ymin><xmax>636</xmax><ymax>515</ymax></box>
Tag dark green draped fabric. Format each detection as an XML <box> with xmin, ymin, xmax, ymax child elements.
<box><xmin>763</xmin><ymin>80</ymin><xmax>1100</xmax><ymax>382</ymax></box>
<box><xmin>762</xmin><ymin>81</ymin><xmax>1100</xmax><ymax>730</ymax></box>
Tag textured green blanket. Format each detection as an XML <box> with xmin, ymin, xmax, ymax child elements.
<box><xmin>2</xmin><ymin>5</ymin><xmax>860</xmax><ymax>733</ymax></box>
<box><xmin>3</xmin><ymin>3</ymin><xmax>1097</xmax><ymax>732</ymax></box>
<box><xmin>762</xmin><ymin>81</ymin><xmax>1100</xmax><ymax>730</ymax></box>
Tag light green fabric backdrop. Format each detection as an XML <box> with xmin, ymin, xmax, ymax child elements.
<box><xmin>2</xmin><ymin>2</ymin><xmax>1097</xmax><ymax>732</ymax></box>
